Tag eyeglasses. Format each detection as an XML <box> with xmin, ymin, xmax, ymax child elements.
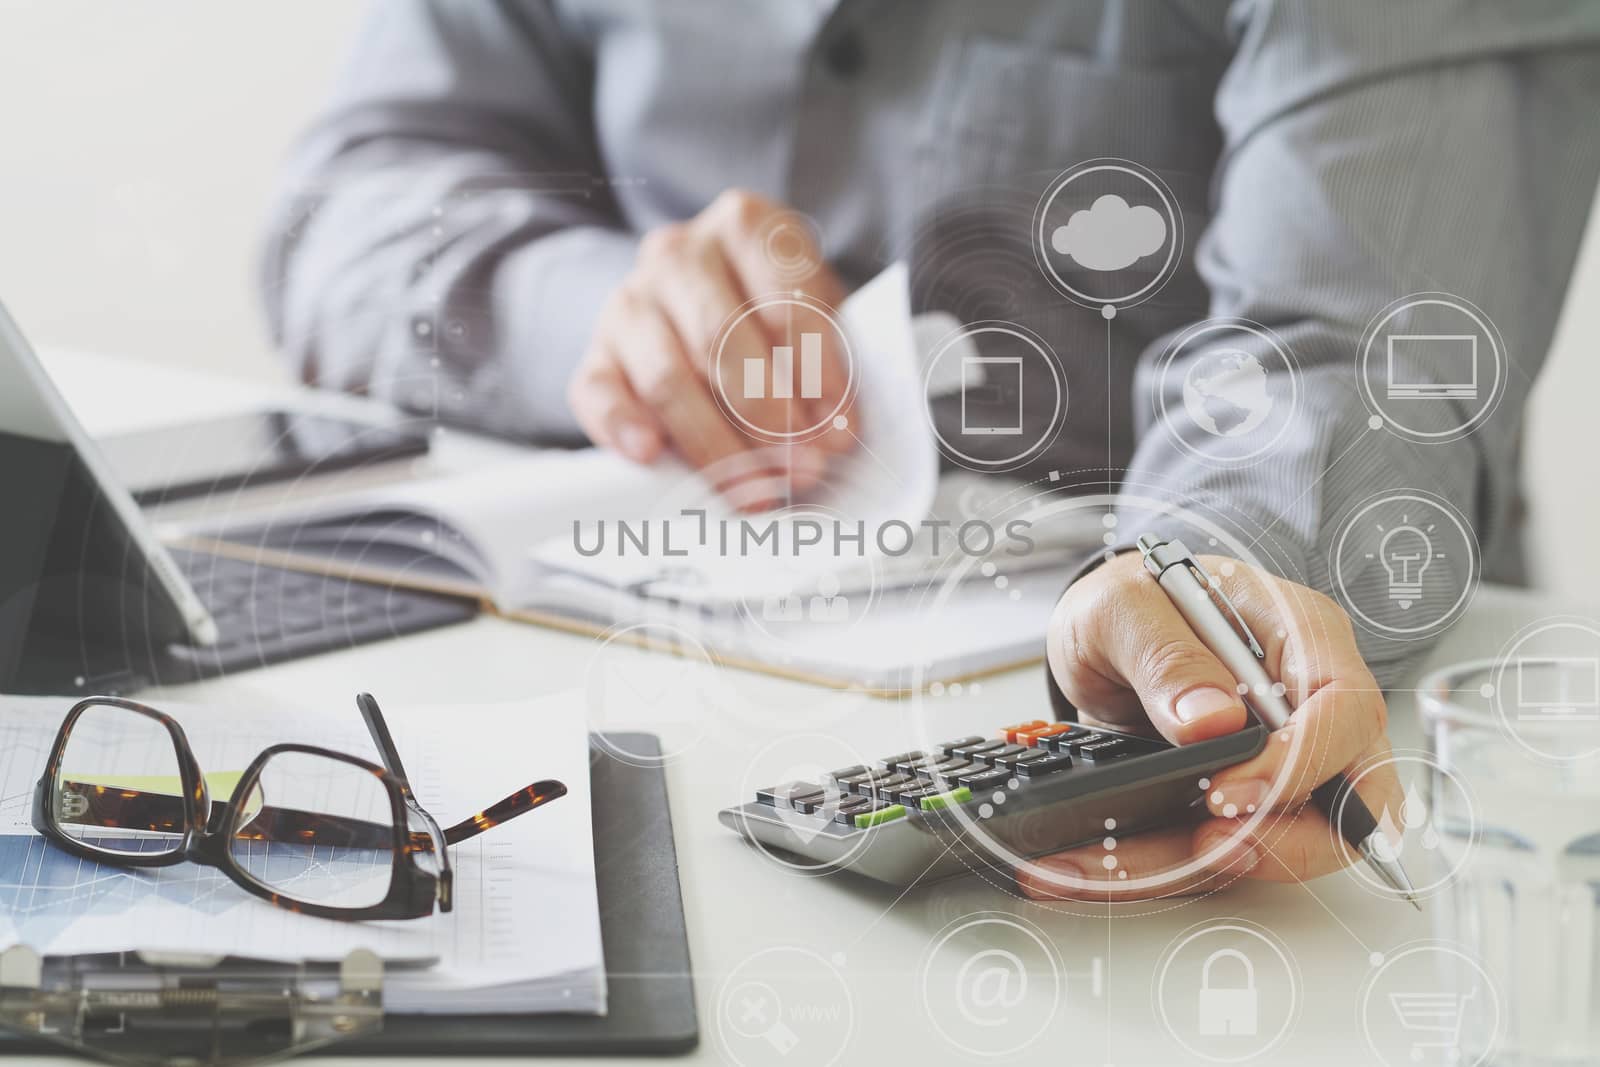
<box><xmin>31</xmin><ymin>694</ymin><xmax>566</xmax><ymax>921</ymax></box>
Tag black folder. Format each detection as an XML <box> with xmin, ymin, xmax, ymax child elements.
<box><xmin>0</xmin><ymin>732</ymin><xmax>698</xmax><ymax>1059</ymax></box>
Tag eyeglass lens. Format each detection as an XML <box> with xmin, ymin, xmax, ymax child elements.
<box><xmin>226</xmin><ymin>750</ymin><xmax>398</xmax><ymax>910</ymax></box>
<box><xmin>52</xmin><ymin>702</ymin><xmax>187</xmax><ymax>858</ymax></box>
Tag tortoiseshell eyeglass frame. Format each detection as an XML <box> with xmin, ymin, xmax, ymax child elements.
<box><xmin>31</xmin><ymin>693</ymin><xmax>567</xmax><ymax>922</ymax></box>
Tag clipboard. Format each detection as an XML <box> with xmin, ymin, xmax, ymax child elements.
<box><xmin>0</xmin><ymin>732</ymin><xmax>698</xmax><ymax>1060</ymax></box>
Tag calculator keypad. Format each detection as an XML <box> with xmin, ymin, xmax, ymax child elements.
<box><xmin>749</xmin><ymin>722</ymin><xmax>1168</xmax><ymax>831</ymax></box>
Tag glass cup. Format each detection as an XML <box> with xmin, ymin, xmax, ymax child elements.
<box><xmin>1418</xmin><ymin>657</ymin><xmax>1600</xmax><ymax>1067</ymax></box>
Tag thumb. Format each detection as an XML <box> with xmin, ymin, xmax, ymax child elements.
<box><xmin>1112</xmin><ymin>586</ymin><xmax>1251</xmax><ymax>746</ymax></box>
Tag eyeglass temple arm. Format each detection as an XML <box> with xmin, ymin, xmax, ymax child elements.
<box><xmin>356</xmin><ymin>692</ymin><xmax>414</xmax><ymax>787</ymax></box>
<box><xmin>58</xmin><ymin>778</ymin><xmax>569</xmax><ymax>850</ymax></box>
<box><xmin>443</xmin><ymin>780</ymin><xmax>567</xmax><ymax>845</ymax></box>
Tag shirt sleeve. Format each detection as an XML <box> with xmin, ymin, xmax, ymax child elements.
<box><xmin>260</xmin><ymin>0</ymin><xmax>636</xmax><ymax>441</ymax></box>
<box><xmin>1118</xmin><ymin>0</ymin><xmax>1600</xmax><ymax>683</ymax></box>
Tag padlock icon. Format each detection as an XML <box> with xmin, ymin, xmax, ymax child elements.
<box><xmin>1197</xmin><ymin>948</ymin><xmax>1258</xmax><ymax>1036</ymax></box>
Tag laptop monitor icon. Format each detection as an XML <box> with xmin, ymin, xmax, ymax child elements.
<box><xmin>1515</xmin><ymin>656</ymin><xmax>1600</xmax><ymax>722</ymax></box>
<box><xmin>960</xmin><ymin>356</ymin><xmax>1024</xmax><ymax>436</ymax></box>
<box><xmin>1386</xmin><ymin>334</ymin><xmax>1478</xmax><ymax>400</ymax></box>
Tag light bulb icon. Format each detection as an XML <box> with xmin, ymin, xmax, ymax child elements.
<box><xmin>1375</xmin><ymin>518</ymin><xmax>1435</xmax><ymax>610</ymax></box>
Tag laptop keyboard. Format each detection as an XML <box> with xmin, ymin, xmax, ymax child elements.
<box><xmin>161</xmin><ymin>548</ymin><xmax>477</xmax><ymax>678</ymax></box>
<box><xmin>751</xmin><ymin>720</ymin><xmax>1168</xmax><ymax>831</ymax></box>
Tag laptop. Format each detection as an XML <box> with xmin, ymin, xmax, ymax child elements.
<box><xmin>0</xmin><ymin>298</ymin><xmax>475</xmax><ymax>692</ymax></box>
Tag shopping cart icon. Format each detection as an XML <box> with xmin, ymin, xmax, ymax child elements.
<box><xmin>1388</xmin><ymin>986</ymin><xmax>1476</xmax><ymax>1062</ymax></box>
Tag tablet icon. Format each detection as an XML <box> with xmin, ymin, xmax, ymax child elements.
<box><xmin>960</xmin><ymin>357</ymin><xmax>1024</xmax><ymax>436</ymax></box>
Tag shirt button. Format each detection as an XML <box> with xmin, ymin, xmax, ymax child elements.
<box><xmin>823</xmin><ymin>30</ymin><xmax>866</xmax><ymax>78</ymax></box>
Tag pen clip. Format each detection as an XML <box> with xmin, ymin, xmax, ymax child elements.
<box><xmin>1185</xmin><ymin>556</ymin><xmax>1267</xmax><ymax>661</ymax></box>
<box><xmin>1138</xmin><ymin>535</ymin><xmax>1267</xmax><ymax>661</ymax></box>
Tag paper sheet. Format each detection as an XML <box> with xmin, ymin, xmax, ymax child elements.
<box><xmin>526</xmin><ymin>261</ymin><xmax>942</xmax><ymax>601</ymax></box>
<box><xmin>0</xmin><ymin>692</ymin><xmax>605</xmax><ymax>1014</ymax></box>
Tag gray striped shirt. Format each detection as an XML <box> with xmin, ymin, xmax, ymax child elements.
<box><xmin>262</xmin><ymin>0</ymin><xmax>1600</xmax><ymax>678</ymax></box>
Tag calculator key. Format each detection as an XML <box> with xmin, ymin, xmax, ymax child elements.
<box><xmin>978</xmin><ymin>744</ymin><xmax>1031</xmax><ymax>766</ymax></box>
<box><xmin>757</xmin><ymin>782</ymin><xmax>826</xmax><ymax>807</ymax></box>
<box><xmin>1076</xmin><ymin>739</ymin><xmax>1134</xmax><ymax>762</ymax></box>
<box><xmin>826</xmin><ymin>765</ymin><xmax>868</xmax><ymax>783</ymax></box>
<box><xmin>1016</xmin><ymin>753</ymin><xmax>1074</xmax><ymax>777</ymax></box>
<box><xmin>830</xmin><ymin>796</ymin><xmax>876</xmax><ymax>824</ymax></box>
<box><xmin>1000</xmin><ymin>720</ymin><xmax>1049</xmax><ymax>743</ymax></box>
<box><xmin>917</xmin><ymin>787</ymin><xmax>973</xmax><ymax>811</ymax></box>
<box><xmin>960</xmin><ymin>768</ymin><xmax>1014</xmax><ymax>793</ymax></box>
<box><xmin>919</xmin><ymin>758</ymin><xmax>973</xmax><ymax>781</ymax></box>
<box><xmin>951</xmin><ymin>739</ymin><xmax>1006</xmax><ymax>759</ymax></box>
<box><xmin>868</xmin><ymin>773</ymin><xmax>915</xmax><ymax>800</ymax></box>
<box><xmin>1021</xmin><ymin>723</ymin><xmax>1077</xmax><ymax>747</ymax></box>
<box><xmin>896</xmin><ymin>785</ymin><xmax>944</xmax><ymax>807</ymax></box>
<box><xmin>793</xmin><ymin>794</ymin><xmax>835</xmax><ymax>815</ymax></box>
<box><xmin>995</xmin><ymin>748</ymin><xmax>1051</xmax><ymax>768</ymax></box>
<box><xmin>919</xmin><ymin>786</ymin><xmax>973</xmax><ymax>812</ymax></box>
<box><xmin>1037</xmin><ymin>726</ymin><xmax>1095</xmax><ymax>753</ymax></box>
<box><xmin>1015</xmin><ymin>724</ymin><xmax>1066</xmax><ymax>746</ymax></box>
<box><xmin>934</xmin><ymin>736</ymin><xmax>986</xmax><ymax>757</ymax></box>
<box><xmin>879</xmin><ymin>751</ymin><xmax>925</xmax><ymax>771</ymax></box>
<box><xmin>854</xmin><ymin>804</ymin><xmax>907</xmax><ymax>829</ymax></box>
<box><xmin>900</xmin><ymin>756</ymin><xmax>944</xmax><ymax>776</ymax></box>
<box><xmin>837</xmin><ymin>769</ymin><xmax>893</xmax><ymax>793</ymax></box>
<box><xmin>1059</xmin><ymin>731</ymin><xmax>1110</xmax><ymax>754</ymax></box>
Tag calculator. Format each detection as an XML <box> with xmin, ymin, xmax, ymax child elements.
<box><xmin>719</xmin><ymin>718</ymin><xmax>1269</xmax><ymax>885</ymax></box>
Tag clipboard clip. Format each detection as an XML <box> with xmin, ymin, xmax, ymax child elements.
<box><xmin>0</xmin><ymin>945</ymin><xmax>383</xmax><ymax>1067</ymax></box>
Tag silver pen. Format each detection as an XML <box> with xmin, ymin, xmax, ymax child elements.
<box><xmin>1137</xmin><ymin>534</ymin><xmax>1421</xmax><ymax>908</ymax></box>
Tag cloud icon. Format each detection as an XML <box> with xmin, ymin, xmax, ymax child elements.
<box><xmin>1050</xmin><ymin>194</ymin><xmax>1167</xmax><ymax>272</ymax></box>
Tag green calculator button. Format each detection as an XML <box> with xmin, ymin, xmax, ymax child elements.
<box><xmin>919</xmin><ymin>787</ymin><xmax>972</xmax><ymax>812</ymax></box>
<box><xmin>855</xmin><ymin>804</ymin><xmax>907</xmax><ymax>829</ymax></box>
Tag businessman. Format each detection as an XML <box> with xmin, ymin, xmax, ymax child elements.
<box><xmin>263</xmin><ymin>1</ymin><xmax>1600</xmax><ymax>899</ymax></box>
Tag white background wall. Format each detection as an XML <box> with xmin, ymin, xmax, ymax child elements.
<box><xmin>1</xmin><ymin>0</ymin><xmax>1596</xmax><ymax>594</ymax></box>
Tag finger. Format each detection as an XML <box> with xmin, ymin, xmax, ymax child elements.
<box><xmin>1204</xmin><ymin>678</ymin><xmax>1388</xmax><ymax>817</ymax></box>
<box><xmin>609</xmin><ymin>294</ymin><xmax>772</xmax><ymax>496</ymax></box>
<box><xmin>697</xmin><ymin>445</ymin><xmax>826</xmax><ymax>512</ymax></box>
<box><xmin>1050</xmin><ymin>553</ymin><xmax>1251</xmax><ymax>745</ymax></box>
<box><xmin>651</xmin><ymin>234</ymin><xmax>813</xmax><ymax>466</ymax></box>
<box><xmin>709</xmin><ymin>194</ymin><xmax>858</xmax><ymax>455</ymax></box>
<box><xmin>1200</xmin><ymin>576</ymin><xmax>1388</xmax><ymax>816</ymax></box>
<box><xmin>1016</xmin><ymin>822</ymin><xmax>1261</xmax><ymax>903</ymax></box>
<box><xmin>1196</xmin><ymin>738</ymin><xmax>1403</xmax><ymax>881</ymax></box>
<box><xmin>567</xmin><ymin>352</ymin><xmax>667</xmax><ymax>463</ymax></box>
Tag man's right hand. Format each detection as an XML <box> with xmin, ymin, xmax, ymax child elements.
<box><xmin>568</xmin><ymin>189</ymin><xmax>856</xmax><ymax>506</ymax></box>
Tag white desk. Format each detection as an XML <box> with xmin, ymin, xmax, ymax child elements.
<box><xmin>18</xmin><ymin>351</ymin><xmax>1593</xmax><ymax>1065</ymax></box>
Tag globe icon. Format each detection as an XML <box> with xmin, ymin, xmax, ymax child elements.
<box><xmin>1181</xmin><ymin>350</ymin><xmax>1273</xmax><ymax>437</ymax></box>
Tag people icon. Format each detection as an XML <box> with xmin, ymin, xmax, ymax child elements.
<box><xmin>807</xmin><ymin>573</ymin><xmax>850</xmax><ymax>623</ymax></box>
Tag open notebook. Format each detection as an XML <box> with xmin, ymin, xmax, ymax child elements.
<box><xmin>172</xmin><ymin>266</ymin><xmax>1100</xmax><ymax>692</ymax></box>
<box><xmin>0</xmin><ymin>693</ymin><xmax>604</xmax><ymax>1015</ymax></box>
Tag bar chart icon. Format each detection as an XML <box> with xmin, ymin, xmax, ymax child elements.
<box><xmin>744</xmin><ymin>333</ymin><xmax>823</xmax><ymax>400</ymax></box>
